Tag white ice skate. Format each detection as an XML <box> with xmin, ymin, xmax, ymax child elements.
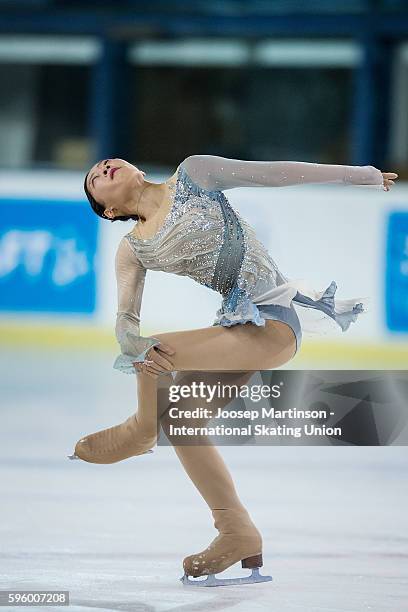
<box><xmin>180</xmin><ymin>555</ymin><xmax>273</xmax><ymax>587</ymax></box>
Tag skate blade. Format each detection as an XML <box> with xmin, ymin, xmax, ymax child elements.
<box><xmin>66</xmin><ymin>450</ymin><xmax>154</xmax><ymax>461</ymax></box>
<box><xmin>180</xmin><ymin>567</ymin><xmax>273</xmax><ymax>587</ymax></box>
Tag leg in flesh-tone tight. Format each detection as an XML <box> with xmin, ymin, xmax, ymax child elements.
<box><xmin>73</xmin><ymin>319</ymin><xmax>295</xmax><ymax>464</ymax></box>
<box><xmin>159</xmin><ymin>369</ymin><xmax>265</xmax><ymax>577</ymax></box>
<box><xmin>73</xmin><ymin>371</ymin><xmax>159</xmax><ymax>464</ymax></box>
<box><xmin>72</xmin><ymin>319</ymin><xmax>295</xmax><ymax>578</ymax></box>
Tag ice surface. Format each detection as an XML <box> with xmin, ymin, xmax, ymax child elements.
<box><xmin>1</xmin><ymin>347</ymin><xmax>407</xmax><ymax>611</ymax></box>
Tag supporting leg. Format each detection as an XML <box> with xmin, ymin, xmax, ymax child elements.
<box><xmin>159</xmin><ymin>370</ymin><xmax>272</xmax><ymax>583</ymax></box>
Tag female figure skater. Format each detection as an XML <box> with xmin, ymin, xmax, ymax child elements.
<box><xmin>69</xmin><ymin>155</ymin><xmax>397</xmax><ymax>585</ymax></box>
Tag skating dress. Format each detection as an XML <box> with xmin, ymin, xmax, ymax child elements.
<box><xmin>113</xmin><ymin>155</ymin><xmax>384</xmax><ymax>374</ymax></box>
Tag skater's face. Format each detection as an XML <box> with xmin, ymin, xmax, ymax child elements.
<box><xmin>85</xmin><ymin>158</ymin><xmax>146</xmax><ymax>218</ymax></box>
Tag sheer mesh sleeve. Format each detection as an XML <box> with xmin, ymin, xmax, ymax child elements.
<box><xmin>180</xmin><ymin>155</ymin><xmax>384</xmax><ymax>192</ymax></box>
<box><xmin>113</xmin><ymin>236</ymin><xmax>161</xmax><ymax>375</ymax></box>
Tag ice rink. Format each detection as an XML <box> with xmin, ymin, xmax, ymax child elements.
<box><xmin>1</xmin><ymin>347</ymin><xmax>408</xmax><ymax>612</ymax></box>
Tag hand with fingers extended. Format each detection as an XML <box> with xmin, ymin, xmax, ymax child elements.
<box><xmin>382</xmin><ymin>172</ymin><xmax>398</xmax><ymax>191</ymax></box>
<box><xmin>134</xmin><ymin>342</ymin><xmax>175</xmax><ymax>378</ymax></box>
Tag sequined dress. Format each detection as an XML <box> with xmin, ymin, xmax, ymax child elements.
<box><xmin>113</xmin><ymin>155</ymin><xmax>384</xmax><ymax>374</ymax></box>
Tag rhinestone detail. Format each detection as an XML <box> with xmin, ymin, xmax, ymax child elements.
<box><xmin>125</xmin><ymin>165</ymin><xmax>287</xmax><ymax>321</ymax></box>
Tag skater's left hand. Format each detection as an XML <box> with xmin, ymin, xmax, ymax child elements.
<box><xmin>382</xmin><ymin>172</ymin><xmax>398</xmax><ymax>191</ymax></box>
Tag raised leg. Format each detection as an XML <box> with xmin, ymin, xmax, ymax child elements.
<box><xmin>72</xmin><ymin>371</ymin><xmax>159</xmax><ymax>464</ymax></box>
<box><xmin>151</xmin><ymin>318</ymin><xmax>296</xmax><ymax>372</ymax></box>
<box><xmin>69</xmin><ymin>318</ymin><xmax>296</xmax><ymax>464</ymax></box>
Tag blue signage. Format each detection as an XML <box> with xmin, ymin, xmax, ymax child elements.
<box><xmin>0</xmin><ymin>199</ymin><xmax>98</xmax><ymax>313</ymax></box>
<box><xmin>385</xmin><ymin>211</ymin><xmax>408</xmax><ymax>332</ymax></box>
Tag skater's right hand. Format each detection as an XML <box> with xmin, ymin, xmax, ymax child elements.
<box><xmin>381</xmin><ymin>172</ymin><xmax>398</xmax><ymax>191</ymax></box>
<box><xmin>133</xmin><ymin>342</ymin><xmax>175</xmax><ymax>378</ymax></box>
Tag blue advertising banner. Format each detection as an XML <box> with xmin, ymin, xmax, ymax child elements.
<box><xmin>0</xmin><ymin>199</ymin><xmax>98</xmax><ymax>313</ymax></box>
<box><xmin>385</xmin><ymin>211</ymin><xmax>408</xmax><ymax>332</ymax></box>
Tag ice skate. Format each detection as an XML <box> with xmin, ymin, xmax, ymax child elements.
<box><xmin>67</xmin><ymin>413</ymin><xmax>157</xmax><ymax>464</ymax></box>
<box><xmin>180</xmin><ymin>555</ymin><xmax>272</xmax><ymax>587</ymax></box>
<box><xmin>180</xmin><ymin>508</ymin><xmax>272</xmax><ymax>587</ymax></box>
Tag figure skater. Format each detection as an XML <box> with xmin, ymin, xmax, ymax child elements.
<box><xmin>68</xmin><ymin>155</ymin><xmax>397</xmax><ymax>585</ymax></box>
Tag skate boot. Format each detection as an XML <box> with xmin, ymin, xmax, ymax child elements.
<box><xmin>180</xmin><ymin>508</ymin><xmax>272</xmax><ymax>586</ymax></box>
<box><xmin>67</xmin><ymin>413</ymin><xmax>157</xmax><ymax>464</ymax></box>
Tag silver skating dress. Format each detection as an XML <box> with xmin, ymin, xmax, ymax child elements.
<box><xmin>113</xmin><ymin>155</ymin><xmax>384</xmax><ymax>374</ymax></box>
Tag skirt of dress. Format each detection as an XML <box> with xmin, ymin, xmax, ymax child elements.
<box><xmin>213</xmin><ymin>299</ymin><xmax>302</xmax><ymax>356</ymax></box>
<box><xmin>212</xmin><ymin>276</ymin><xmax>370</xmax><ymax>358</ymax></box>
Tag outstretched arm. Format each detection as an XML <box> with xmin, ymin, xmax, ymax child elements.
<box><xmin>180</xmin><ymin>154</ymin><xmax>386</xmax><ymax>192</ymax></box>
<box><xmin>113</xmin><ymin>237</ymin><xmax>173</xmax><ymax>375</ymax></box>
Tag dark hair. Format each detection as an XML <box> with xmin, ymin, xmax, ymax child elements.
<box><xmin>83</xmin><ymin>171</ymin><xmax>140</xmax><ymax>223</ymax></box>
